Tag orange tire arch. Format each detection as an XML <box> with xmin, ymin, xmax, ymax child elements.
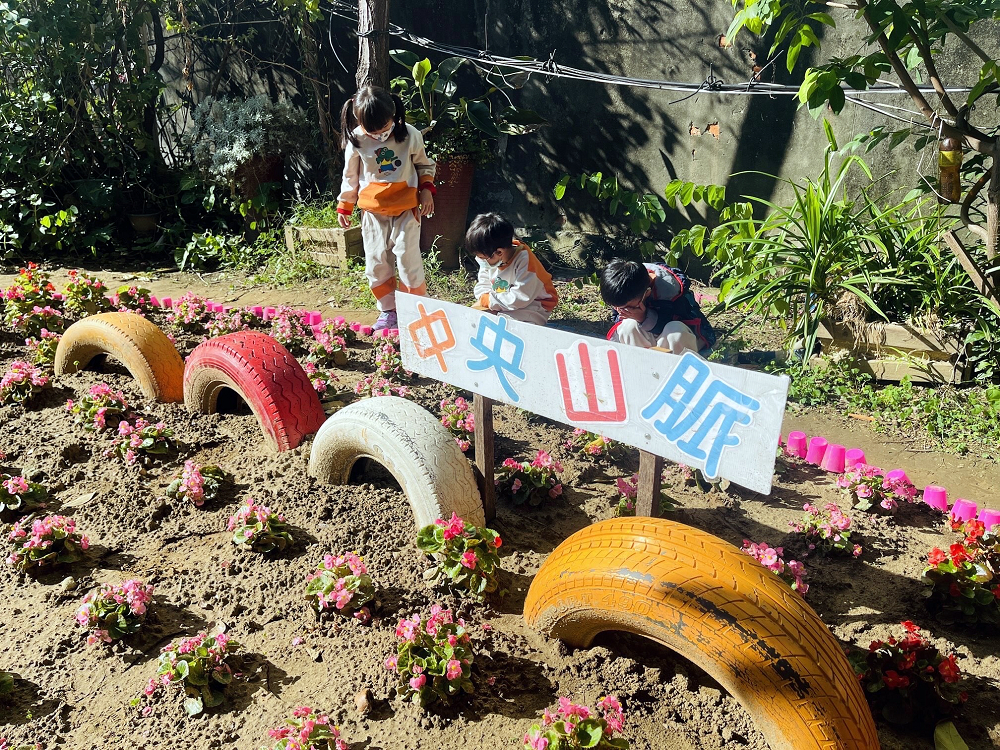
<box><xmin>523</xmin><ymin>518</ymin><xmax>879</xmax><ymax>750</ymax></box>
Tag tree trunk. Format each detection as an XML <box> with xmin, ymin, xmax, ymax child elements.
<box><xmin>299</xmin><ymin>17</ymin><xmax>341</xmax><ymax>187</ymax></box>
<box><xmin>356</xmin><ymin>0</ymin><xmax>389</xmax><ymax>90</ymax></box>
<box><xmin>986</xmin><ymin>146</ymin><xmax>1000</xmax><ymax>262</ymax></box>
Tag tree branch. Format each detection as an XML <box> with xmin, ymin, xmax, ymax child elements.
<box><xmin>915</xmin><ymin>18</ymin><xmax>958</xmax><ymax>118</ymax></box>
<box><xmin>960</xmin><ymin>167</ymin><xmax>991</xmax><ymax>244</ymax></box>
<box><xmin>855</xmin><ymin>0</ymin><xmax>996</xmax><ymax>157</ymax></box>
<box><xmin>939</xmin><ymin>13</ymin><xmax>994</xmax><ymax>65</ymax></box>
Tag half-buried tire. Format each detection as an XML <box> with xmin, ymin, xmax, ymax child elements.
<box><xmin>54</xmin><ymin>312</ymin><xmax>184</xmax><ymax>402</ymax></box>
<box><xmin>184</xmin><ymin>331</ymin><xmax>326</xmax><ymax>452</ymax></box>
<box><xmin>523</xmin><ymin>518</ymin><xmax>879</xmax><ymax>750</ymax></box>
<box><xmin>308</xmin><ymin>396</ymin><xmax>484</xmax><ymax>529</ymax></box>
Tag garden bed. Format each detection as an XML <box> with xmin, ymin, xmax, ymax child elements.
<box><xmin>0</xmin><ymin>277</ymin><xmax>998</xmax><ymax>750</ymax></box>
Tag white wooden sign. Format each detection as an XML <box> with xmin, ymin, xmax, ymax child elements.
<box><xmin>397</xmin><ymin>293</ymin><xmax>789</xmax><ymax>494</ymax></box>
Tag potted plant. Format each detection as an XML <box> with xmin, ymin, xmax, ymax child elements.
<box><xmin>188</xmin><ymin>95</ymin><xmax>310</xmax><ymax>204</ymax></box>
<box><xmin>390</xmin><ymin>51</ymin><xmax>545</xmax><ymax>268</ymax></box>
<box><xmin>285</xmin><ymin>199</ymin><xmax>363</xmax><ymax>267</ymax></box>
<box><xmin>123</xmin><ymin>157</ymin><xmax>162</xmax><ymax>235</ymax></box>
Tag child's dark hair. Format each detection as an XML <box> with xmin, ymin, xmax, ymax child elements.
<box><xmin>340</xmin><ymin>85</ymin><xmax>407</xmax><ymax>148</ymax></box>
<box><xmin>600</xmin><ymin>259</ymin><xmax>650</xmax><ymax>307</ymax></box>
<box><xmin>465</xmin><ymin>213</ymin><xmax>515</xmax><ymax>257</ymax></box>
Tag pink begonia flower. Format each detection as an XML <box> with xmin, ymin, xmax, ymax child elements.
<box><xmin>524</xmin><ymin>730</ymin><xmax>549</xmax><ymax>750</ymax></box>
<box><xmin>460</xmin><ymin>550</ymin><xmax>478</xmax><ymax>569</ymax></box>
<box><xmin>384</xmin><ymin>655</ymin><xmax>398</xmax><ymax>671</ymax></box>
<box><xmin>409</xmin><ymin>674</ymin><xmax>426</xmax><ymax>690</ymax></box>
<box><xmin>445</xmin><ymin>659</ymin><xmax>463</xmax><ymax>680</ymax></box>
<box><xmin>558</xmin><ymin>696</ymin><xmax>591</xmax><ymax>720</ymax></box>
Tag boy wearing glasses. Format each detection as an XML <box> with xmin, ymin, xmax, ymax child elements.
<box><xmin>467</xmin><ymin>213</ymin><xmax>558</xmax><ymax>326</ymax></box>
<box><xmin>600</xmin><ymin>259</ymin><xmax>715</xmax><ymax>355</ymax></box>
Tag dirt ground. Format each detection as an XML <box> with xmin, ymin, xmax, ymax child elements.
<box><xmin>0</xmin><ymin>267</ymin><xmax>998</xmax><ymax>750</ymax></box>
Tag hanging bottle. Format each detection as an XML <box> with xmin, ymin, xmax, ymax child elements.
<box><xmin>938</xmin><ymin>136</ymin><xmax>963</xmax><ymax>204</ymax></box>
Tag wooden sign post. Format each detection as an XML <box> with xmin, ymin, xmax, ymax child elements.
<box><xmin>636</xmin><ymin>450</ymin><xmax>666</xmax><ymax>518</ymax></box>
<box><xmin>473</xmin><ymin>394</ymin><xmax>496</xmax><ymax>521</ymax></box>
<box><xmin>397</xmin><ymin>294</ymin><xmax>788</xmax><ymax>519</ymax></box>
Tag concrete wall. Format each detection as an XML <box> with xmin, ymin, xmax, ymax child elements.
<box><xmin>389</xmin><ymin>0</ymin><xmax>992</xmax><ymax>270</ymax></box>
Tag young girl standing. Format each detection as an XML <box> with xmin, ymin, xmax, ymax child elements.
<box><xmin>337</xmin><ymin>85</ymin><xmax>436</xmax><ymax>331</ymax></box>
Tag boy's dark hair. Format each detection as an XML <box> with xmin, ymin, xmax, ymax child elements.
<box><xmin>465</xmin><ymin>213</ymin><xmax>515</xmax><ymax>257</ymax></box>
<box><xmin>340</xmin><ymin>85</ymin><xmax>407</xmax><ymax>148</ymax></box>
<box><xmin>600</xmin><ymin>259</ymin><xmax>650</xmax><ymax>307</ymax></box>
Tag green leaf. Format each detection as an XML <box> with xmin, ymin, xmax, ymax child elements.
<box><xmin>575</xmin><ymin>720</ymin><xmax>604</xmax><ymax>747</ymax></box>
<box><xmin>183</xmin><ymin>695</ymin><xmax>204</xmax><ymax>716</ymax></box>
<box><xmin>887</xmin><ymin>128</ymin><xmax>912</xmax><ymax>150</ymax></box>
<box><xmin>934</xmin><ymin>721</ymin><xmax>969</xmax><ymax>750</ymax></box>
<box><xmin>465</xmin><ymin>100</ymin><xmax>499</xmax><ymax>137</ymax></box>
<box><xmin>202</xmin><ymin>685</ymin><xmax>225</xmax><ymax>708</ymax></box>
<box><xmin>412</xmin><ymin>59</ymin><xmax>432</xmax><ymax>89</ymax></box>
<box><xmin>787</xmin><ymin>40</ymin><xmax>803</xmax><ymax>73</ymax></box>
<box><xmin>823</xmin><ymin>118</ymin><xmax>838</xmax><ymax>151</ymax></box>
<box><xmin>679</xmin><ymin>181</ymin><xmax>695</xmax><ymax>205</ymax></box>
<box><xmin>390</xmin><ymin>49</ymin><xmax>420</xmax><ymax>69</ymax></box>
<box><xmin>706</xmin><ymin>184</ymin><xmax>726</xmax><ymax>210</ymax></box>
<box><xmin>553</xmin><ymin>174</ymin><xmax>570</xmax><ymax>200</ymax></box>
<box><xmin>498</xmin><ymin>107</ymin><xmax>546</xmax><ymax>135</ymax></box>
<box><xmin>827</xmin><ymin>84</ymin><xmax>846</xmax><ymax>114</ymax></box>
<box><xmin>438</xmin><ymin>56</ymin><xmax>465</xmax><ymax>80</ymax></box>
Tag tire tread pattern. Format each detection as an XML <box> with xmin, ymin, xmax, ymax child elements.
<box><xmin>54</xmin><ymin>312</ymin><xmax>184</xmax><ymax>402</ymax></box>
<box><xmin>523</xmin><ymin>519</ymin><xmax>879</xmax><ymax>750</ymax></box>
<box><xmin>183</xmin><ymin>331</ymin><xmax>325</xmax><ymax>451</ymax></box>
<box><xmin>308</xmin><ymin>396</ymin><xmax>483</xmax><ymax>528</ymax></box>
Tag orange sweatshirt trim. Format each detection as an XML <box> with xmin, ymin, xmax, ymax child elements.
<box><xmin>358</xmin><ymin>182</ymin><xmax>418</xmax><ymax>216</ymax></box>
<box><xmin>524</xmin><ymin>246</ymin><xmax>559</xmax><ymax>311</ymax></box>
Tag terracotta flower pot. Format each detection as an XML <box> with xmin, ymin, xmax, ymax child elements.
<box><xmin>127</xmin><ymin>212</ymin><xmax>159</xmax><ymax>234</ymax></box>
<box><xmin>420</xmin><ymin>155</ymin><xmax>475</xmax><ymax>270</ymax></box>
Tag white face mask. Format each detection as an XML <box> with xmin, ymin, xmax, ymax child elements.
<box><xmin>369</xmin><ymin>127</ymin><xmax>392</xmax><ymax>143</ymax></box>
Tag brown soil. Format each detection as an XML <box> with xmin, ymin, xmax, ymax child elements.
<box><xmin>0</xmin><ymin>271</ymin><xmax>998</xmax><ymax>750</ymax></box>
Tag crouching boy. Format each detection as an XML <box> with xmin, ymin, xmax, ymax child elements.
<box><xmin>466</xmin><ymin>213</ymin><xmax>558</xmax><ymax>326</ymax></box>
<box><xmin>600</xmin><ymin>259</ymin><xmax>715</xmax><ymax>355</ymax></box>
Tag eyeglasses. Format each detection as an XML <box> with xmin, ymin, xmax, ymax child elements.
<box><xmin>612</xmin><ymin>291</ymin><xmax>649</xmax><ymax>314</ymax></box>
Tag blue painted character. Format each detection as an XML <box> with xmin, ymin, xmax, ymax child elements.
<box><xmin>467</xmin><ymin>315</ymin><xmax>526</xmax><ymax>402</ymax></box>
<box><xmin>641</xmin><ymin>353</ymin><xmax>760</xmax><ymax>478</ymax></box>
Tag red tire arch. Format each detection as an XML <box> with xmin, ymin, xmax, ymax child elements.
<box><xmin>183</xmin><ymin>331</ymin><xmax>326</xmax><ymax>451</ymax></box>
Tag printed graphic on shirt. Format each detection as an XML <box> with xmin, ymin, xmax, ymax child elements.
<box><xmin>375</xmin><ymin>147</ymin><xmax>402</xmax><ymax>174</ymax></box>
<box><xmin>492</xmin><ymin>277</ymin><xmax>511</xmax><ymax>293</ymax></box>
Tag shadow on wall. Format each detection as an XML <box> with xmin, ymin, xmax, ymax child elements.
<box><xmin>392</xmin><ymin>0</ymin><xmax>832</xmax><ymax>272</ymax></box>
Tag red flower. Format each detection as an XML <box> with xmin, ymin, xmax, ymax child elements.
<box><xmin>898</xmin><ymin>651</ymin><xmax>917</xmax><ymax>670</ymax></box>
<box><xmin>493</xmin><ymin>535</ymin><xmax>502</xmax><ymax>548</ymax></box>
<box><xmin>937</xmin><ymin>655</ymin><xmax>961</xmax><ymax>684</ymax></box>
<box><xmin>949</xmin><ymin>543</ymin><xmax>972</xmax><ymax>565</ymax></box>
<box><xmin>901</xmin><ymin>621</ymin><xmax>918</xmax><ymax>633</ymax></box>
<box><xmin>964</xmin><ymin>520</ymin><xmax>985</xmax><ymax>544</ymax></box>
<box><xmin>868</xmin><ymin>640</ymin><xmax>885</xmax><ymax>652</ymax></box>
<box><xmin>927</xmin><ymin>548</ymin><xmax>947</xmax><ymax>566</ymax></box>
<box><xmin>960</xmin><ymin>691</ymin><xmax>969</xmax><ymax>702</ymax></box>
<box><xmin>949</xmin><ymin>582</ymin><xmax>962</xmax><ymax>598</ymax></box>
<box><xmin>993</xmin><ymin>585</ymin><xmax>1000</xmax><ymax>599</ymax></box>
<box><xmin>883</xmin><ymin>670</ymin><xmax>911</xmax><ymax>690</ymax></box>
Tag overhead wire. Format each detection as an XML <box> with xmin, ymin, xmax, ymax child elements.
<box><xmin>322</xmin><ymin>0</ymin><xmax>976</xmax><ymax>128</ymax></box>
<box><xmin>323</xmin><ymin>0</ymin><xmax>975</xmax><ymax>100</ymax></box>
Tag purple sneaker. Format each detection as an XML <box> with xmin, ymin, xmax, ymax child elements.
<box><xmin>373</xmin><ymin>310</ymin><xmax>397</xmax><ymax>332</ymax></box>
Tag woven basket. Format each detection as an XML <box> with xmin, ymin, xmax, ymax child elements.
<box><xmin>420</xmin><ymin>155</ymin><xmax>475</xmax><ymax>269</ymax></box>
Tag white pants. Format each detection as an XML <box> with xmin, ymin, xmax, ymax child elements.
<box><xmin>499</xmin><ymin>304</ymin><xmax>551</xmax><ymax>326</ymax></box>
<box><xmin>615</xmin><ymin>318</ymin><xmax>698</xmax><ymax>354</ymax></box>
<box><xmin>361</xmin><ymin>209</ymin><xmax>426</xmax><ymax>312</ymax></box>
